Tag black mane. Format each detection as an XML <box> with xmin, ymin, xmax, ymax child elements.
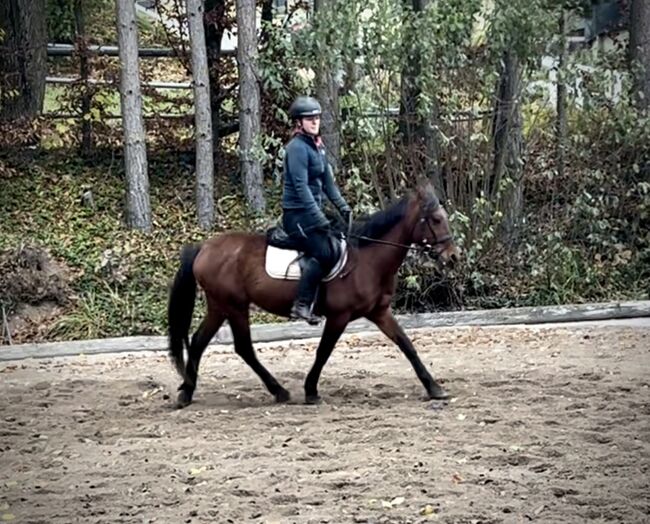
<box><xmin>350</xmin><ymin>197</ymin><xmax>409</xmax><ymax>247</ymax></box>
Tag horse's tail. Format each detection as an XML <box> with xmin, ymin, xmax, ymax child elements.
<box><xmin>168</xmin><ymin>243</ymin><xmax>201</xmax><ymax>382</ymax></box>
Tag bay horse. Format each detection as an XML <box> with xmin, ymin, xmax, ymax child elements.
<box><xmin>167</xmin><ymin>183</ymin><xmax>459</xmax><ymax>408</ymax></box>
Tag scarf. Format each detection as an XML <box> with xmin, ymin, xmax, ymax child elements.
<box><xmin>292</xmin><ymin>126</ymin><xmax>323</xmax><ymax>148</ymax></box>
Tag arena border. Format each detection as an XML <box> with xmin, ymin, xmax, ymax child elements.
<box><xmin>1</xmin><ymin>300</ymin><xmax>649</xmax><ymax>362</ymax></box>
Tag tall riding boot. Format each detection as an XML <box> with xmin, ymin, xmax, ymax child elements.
<box><xmin>290</xmin><ymin>257</ymin><xmax>323</xmax><ymax>325</ymax></box>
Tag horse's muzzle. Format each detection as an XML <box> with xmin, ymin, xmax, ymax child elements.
<box><xmin>437</xmin><ymin>243</ymin><xmax>460</xmax><ymax>267</ymax></box>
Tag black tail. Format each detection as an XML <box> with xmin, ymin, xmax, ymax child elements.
<box><xmin>168</xmin><ymin>243</ymin><xmax>201</xmax><ymax>382</ymax></box>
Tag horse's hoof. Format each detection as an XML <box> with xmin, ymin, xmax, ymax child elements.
<box><xmin>275</xmin><ymin>388</ymin><xmax>291</xmax><ymax>403</ymax></box>
<box><xmin>428</xmin><ymin>385</ymin><xmax>450</xmax><ymax>400</ymax></box>
<box><xmin>305</xmin><ymin>394</ymin><xmax>322</xmax><ymax>405</ymax></box>
<box><xmin>176</xmin><ymin>390</ymin><xmax>193</xmax><ymax>409</ymax></box>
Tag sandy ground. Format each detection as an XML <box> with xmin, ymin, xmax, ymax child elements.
<box><xmin>0</xmin><ymin>323</ymin><xmax>649</xmax><ymax>524</ymax></box>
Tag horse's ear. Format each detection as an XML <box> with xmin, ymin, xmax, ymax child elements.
<box><xmin>416</xmin><ymin>182</ymin><xmax>437</xmax><ymax>203</ymax></box>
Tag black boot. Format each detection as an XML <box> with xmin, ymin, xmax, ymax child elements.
<box><xmin>290</xmin><ymin>257</ymin><xmax>323</xmax><ymax>325</ymax></box>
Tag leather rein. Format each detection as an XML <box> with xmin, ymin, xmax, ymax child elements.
<box><xmin>347</xmin><ymin>213</ymin><xmax>451</xmax><ymax>257</ymax></box>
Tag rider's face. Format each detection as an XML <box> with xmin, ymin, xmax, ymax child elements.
<box><xmin>300</xmin><ymin>115</ymin><xmax>321</xmax><ymax>136</ymax></box>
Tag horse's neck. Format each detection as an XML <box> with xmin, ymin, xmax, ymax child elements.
<box><xmin>364</xmin><ymin>214</ymin><xmax>415</xmax><ymax>276</ymax></box>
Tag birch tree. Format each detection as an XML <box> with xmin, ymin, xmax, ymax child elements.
<box><xmin>115</xmin><ymin>0</ymin><xmax>152</xmax><ymax>231</ymax></box>
<box><xmin>314</xmin><ymin>0</ymin><xmax>341</xmax><ymax>172</ymax></box>
<box><xmin>187</xmin><ymin>0</ymin><xmax>215</xmax><ymax>229</ymax></box>
<box><xmin>236</xmin><ymin>0</ymin><xmax>266</xmax><ymax>213</ymax></box>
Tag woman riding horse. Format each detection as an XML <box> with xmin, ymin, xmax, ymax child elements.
<box><xmin>167</xmin><ymin>98</ymin><xmax>460</xmax><ymax>408</ymax></box>
<box><xmin>282</xmin><ymin>96</ymin><xmax>352</xmax><ymax>325</ymax></box>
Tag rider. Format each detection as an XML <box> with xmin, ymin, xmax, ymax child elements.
<box><xmin>282</xmin><ymin>95</ymin><xmax>352</xmax><ymax>325</ymax></box>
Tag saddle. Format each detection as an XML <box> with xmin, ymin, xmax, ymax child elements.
<box><xmin>264</xmin><ymin>226</ymin><xmax>348</xmax><ymax>281</ymax></box>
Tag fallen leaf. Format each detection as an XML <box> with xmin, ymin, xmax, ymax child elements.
<box><xmin>381</xmin><ymin>500</ymin><xmax>393</xmax><ymax>508</ymax></box>
<box><xmin>420</xmin><ymin>505</ymin><xmax>436</xmax><ymax>515</ymax></box>
<box><xmin>391</xmin><ymin>496</ymin><xmax>405</xmax><ymax>506</ymax></box>
<box><xmin>142</xmin><ymin>388</ymin><xmax>162</xmax><ymax>399</ymax></box>
<box><xmin>451</xmin><ymin>473</ymin><xmax>463</xmax><ymax>484</ymax></box>
<box><xmin>457</xmin><ymin>413</ymin><xmax>466</xmax><ymax>421</ymax></box>
<box><xmin>1</xmin><ymin>514</ymin><xmax>15</xmax><ymax>522</ymax></box>
<box><xmin>189</xmin><ymin>466</ymin><xmax>207</xmax><ymax>476</ymax></box>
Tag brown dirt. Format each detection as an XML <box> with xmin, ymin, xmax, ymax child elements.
<box><xmin>0</xmin><ymin>324</ymin><xmax>649</xmax><ymax>524</ymax></box>
<box><xmin>0</xmin><ymin>245</ymin><xmax>74</xmax><ymax>343</ymax></box>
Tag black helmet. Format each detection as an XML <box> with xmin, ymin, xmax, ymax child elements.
<box><xmin>289</xmin><ymin>96</ymin><xmax>322</xmax><ymax>120</ymax></box>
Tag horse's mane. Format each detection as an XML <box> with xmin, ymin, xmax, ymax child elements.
<box><xmin>350</xmin><ymin>197</ymin><xmax>409</xmax><ymax>247</ymax></box>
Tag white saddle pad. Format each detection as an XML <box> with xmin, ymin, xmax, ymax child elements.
<box><xmin>265</xmin><ymin>240</ymin><xmax>348</xmax><ymax>281</ymax></box>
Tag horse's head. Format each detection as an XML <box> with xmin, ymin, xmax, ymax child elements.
<box><xmin>410</xmin><ymin>183</ymin><xmax>460</xmax><ymax>265</ymax></box>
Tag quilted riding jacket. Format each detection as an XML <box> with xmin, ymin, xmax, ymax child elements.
<box><xmin>282</xmin><ymin>133</ymin><xmax>350</xmax><ymax>232</ymax></box>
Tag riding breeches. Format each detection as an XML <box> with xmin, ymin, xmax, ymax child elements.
<box><xmin>282</xmin><ymin>209</ymin><xmax>339</xmax><ymax>274</ymax></box>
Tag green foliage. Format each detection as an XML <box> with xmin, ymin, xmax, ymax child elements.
<box><xmin>46</xmin><ymin>0</ymin><xmax>169</xmax><ymax>45</ymax></box>
<box><xmin>487</xmin><ymin>0</ymin><xmax>556</xmax><ymax>65</ymax></box>
<box><xmin>0</xmin><ymin>150</ymin><xmax>280</xmax><ymax>342</ymax></box>
<box><xmin>47</xmin><ymin>0</ymin><xmax>76</xmax><ymax>43</ymax></box>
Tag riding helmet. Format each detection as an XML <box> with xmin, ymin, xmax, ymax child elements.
<box><xmin>289</xmin><ymin>96</ymin><xmax>322</xmax><ymax>120</ymax></box>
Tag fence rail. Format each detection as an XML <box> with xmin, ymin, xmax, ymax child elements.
<box><xmin>47</xmin><ymin>43</ymin><xmax>235</xmax><ymax>58</ymax></box>
<box><xmin>46</xmin><ymin>76</ymin><xmax>191</xmax><ymax>90</ymax></box>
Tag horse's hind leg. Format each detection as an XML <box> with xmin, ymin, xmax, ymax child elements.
<box><xmin>177</xmin><ymin>306</ymin><xmax>225</xmax><ymax>408</ymax></box>
<box><xmin>229</xmin><ymin>309</ymin><xmax>290</xmax><ymax>403</ymax></box>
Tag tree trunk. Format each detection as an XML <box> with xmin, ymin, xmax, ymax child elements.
<box><xmin>630</xmin><ymin>0</ymin><xmax>650</xmax><ymax>112</ymax></box>
<box><xmin>491</xmin><ymin>50</ymin><xmax>521</xmax><ymax>197</ymax></box>
<box><xmin>556</xmin><ymin>9</ymin><xmax>567</xmax><ymax>180</ymax></box>
<box><xmin>314</xmin><ymin>0</ymin><xmax>341</xmax><ymax>173</ymax></box>
<box><xmin>399</xmin><ymin>0</ymin><xmax>443</xmax><ymax>197</ymax></box>
<box><xmin>115</xmin><ymin>0</ymin><xmax>152</xmax><ymax>232</ymax></box>
<box><xmin>0</xmin><ymin>0</ymin><xmax>47</xmax><ymax>120</ymax></box>
<box><xmin>187</xmin><ymin>0</ymin><xmax>215</xmax><ymax>230</ymax></box>
<box><xmin>204</xmin><ymin>0</ymin><xmax>224</xmax><ymax>156</ymax></box>
<box><xmin>236</xmin><ymin>0</ymin><xmax>266</xmax><ymax>213</ymax></box>
<box><xmin>315</xmin><ymin>69</ymin><xmax>341</xmax><ymax>172</ymax></box>
<box><xmin>74</xmin><ymin>0</ymin><xmax>93</xmax><ymax>156</ymax></box>
<box><xmin>491</xmin><ymin>50</ymin><xmax>523</xmax><ymax>242</ymax></box>
<box><xmin>398</xmin><ymin>0</ymin><xmax>423</xmax><ymax>146</ymax></box>
<box><xmin>424</xmin><ymin>107</ymin><xmax>444</xmax><ymax>200</ymax></box>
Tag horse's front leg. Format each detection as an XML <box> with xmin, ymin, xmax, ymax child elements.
<box><xmin>304</xmin><ymin>314</ymin><xmax>350</xmax><ymax>404</ymax></box>
<box><xmin>367</xmin><ymin>307</ymin><xmax>449</xmax><ymax>400</ymax></box>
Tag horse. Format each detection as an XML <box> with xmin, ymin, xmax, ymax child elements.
<box><xmin>167</xmin><ymin>183</ymin><xmax>460</xmax><ymax>408</ymax></box>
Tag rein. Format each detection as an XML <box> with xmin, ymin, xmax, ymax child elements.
<box><xmin>349</xmin><ymin>234</ymin><xmax>431</xmax><ymax>253</ymax></box>
<box><xmin>348</xmin><ymin>216</ymin><xmax>452</xmax><ymax>256</ymax></box>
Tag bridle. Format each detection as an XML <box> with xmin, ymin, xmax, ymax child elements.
<box><xmin>347</xmin><ymin>205</ymin><xmax>453</xmax><ymax>256</ymax></box>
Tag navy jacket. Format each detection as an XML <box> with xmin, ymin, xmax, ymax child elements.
<box><xmin>282</xmin><ymin>133</ymin><xmax>350</xmax><ymax>231</ymax></box>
